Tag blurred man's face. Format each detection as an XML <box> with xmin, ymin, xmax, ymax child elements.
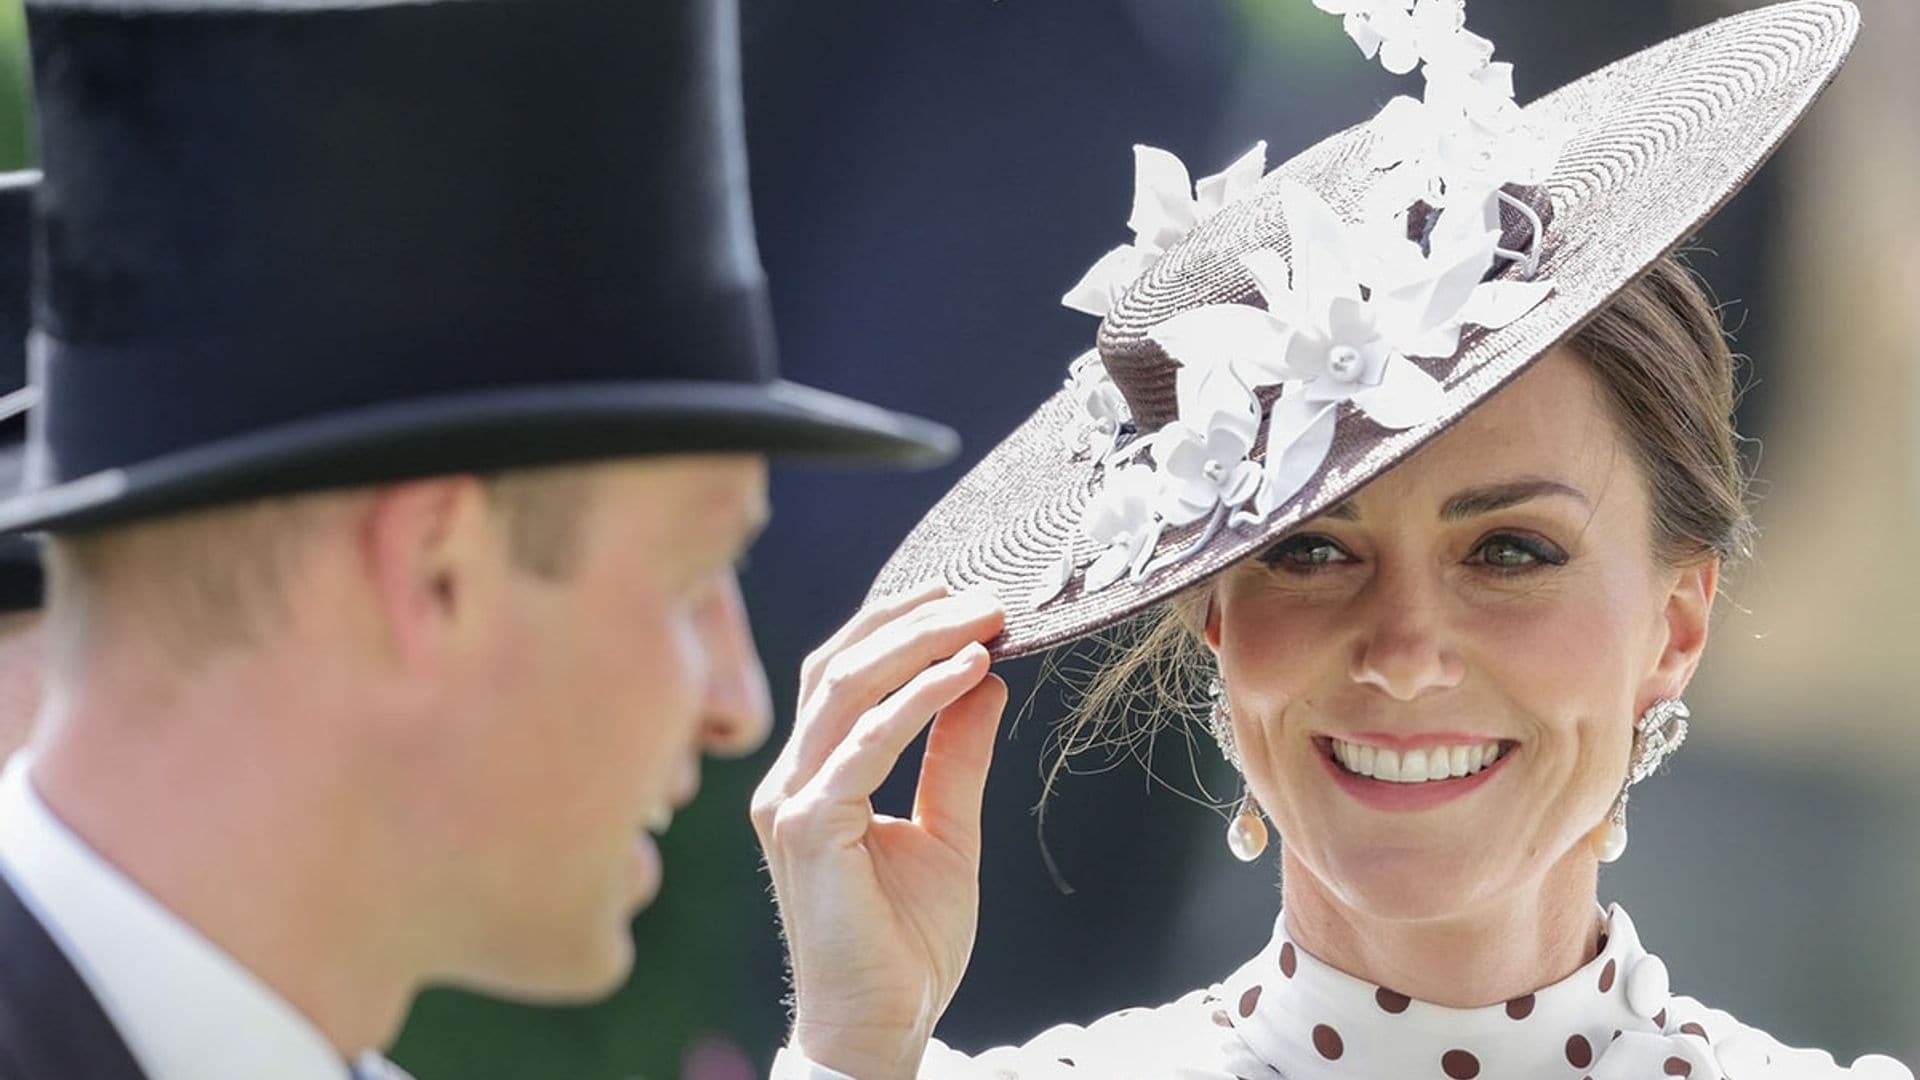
<box><xmin>0</xmin><ymin>611</ymin><xmax>43</xmax><ymax>760</ymax></box>
<box><xmin>429</xmin><ymin>455</ymin><xmax>772</xmax><ymax>998</ymax></box>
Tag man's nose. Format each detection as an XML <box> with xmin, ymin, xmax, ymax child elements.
<box><xmin>699</xmin><ymin>576</ymin><xmax>772</xmax><ymax>757</ymax></box>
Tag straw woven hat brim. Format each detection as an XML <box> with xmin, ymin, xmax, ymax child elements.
<box><xmin>869</xmin><ymin>0</ymin><xmax>1859</xmax><ymax>660</ymax></box>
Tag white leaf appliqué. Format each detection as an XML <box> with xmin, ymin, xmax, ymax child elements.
<box><xmin>1062</xmin><ymin>142</ymin><xmax>1267</xmax><ymax>318</ymax></box>
<box><xmin>1080</xmin><ymin>465</ymin><xmax>1166</xmax><ymax>594</ymax></box>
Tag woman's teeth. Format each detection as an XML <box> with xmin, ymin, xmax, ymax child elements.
<box><xmin>1330</xmin><ymin>738</ymin><xmax>1506</xmax><ymax>783</ymax></box>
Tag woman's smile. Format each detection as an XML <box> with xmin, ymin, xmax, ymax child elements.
<box><xmin>1313</xmin><ymin>733</ymin><xmax>1520</xmax><ymax>812</ymax></box>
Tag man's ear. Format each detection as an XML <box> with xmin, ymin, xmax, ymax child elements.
<box><xmin>1646</xmin><ymin>557</ymin><xmax>1720</xmax><ymax>700</ymax></box>
<box><xmin>358</xmin><ymin>476</ymin><xmax>499</xmax><ymax>674</ymax></box>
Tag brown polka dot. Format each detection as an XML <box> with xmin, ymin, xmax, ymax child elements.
<box><xmin>1504</xmin><ymin>994</ymin><xmax>1535</xmax><ymax>1020</ymax></box>
<box><xmin>1238</xmin><ymin>985</ymin><xmax>1263</xmax><ymax>1018</ymax></box>
<box><xmin>1312</xmin><ymin>1024</ymin><xmax>1344</xmax><ymax>1060</ymax></box>
<box><xmin>1280</xmin><ymin>942</ymin><xmax>1298</xmax><ymax>978</ymax></box>
<box><xmin>1211</xmin><ymin>1009</ymin><xmax>1233</xmax><ymax>1028</ymax></box>
<box><xmin>1598</xmin><ymin>959</ymin><xmax>1617</xmax><ymax>993</ymax></box>
<box><xmin>1596</xmin><ymin>931</ymin><xmax>1609</xmax><ymax>952</ymax></box>
<box><xmin>1654</xmin><ymin>1009</ymin><xmax>1668</xmax><ymax>1030</ymax></box>
<box><xmin>1441</xmin><ymin>1050</ymin><xmax>1481</xmax><ymax>1078</ymax></box>
<box><xmin>1376</xmin><ymin>987</ymin><xmax>1412</xmax><ymax>1014</ymax></box>
<box><xmin>1679</xmin><ymin>1022</ymin><xmax>1708</xmax><ymax>1039</ymax></box>
<box><xmin>1566</xmin><ymin>1034</ymin><xmax>1594</xmax><ymax>1068</ymax></box>
<box><xmin>1056</xmin><ymin>1059</ymin><xmax>1075</xmax><ymax>1068</ymax></box>
<box><xmin>1663</xmin><ymin>1058</ymin><xmax>1693</xmax><ymax>1077</ymax></box>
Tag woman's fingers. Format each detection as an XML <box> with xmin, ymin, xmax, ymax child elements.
<box><xmin>912</xmin><ymin>674</ymin><xmax>1008</xmax><ymax>862</ymax></box>
<box><xmin>803</xmin><ymin>642</ymin><xmax>993</xmax><ymax>809</ymax></box>
<box><xmin>767</xmin><ymin>591</ymin><xmax>1003</xmax><ymax>798</ymax></box>
<box><xmin>797</xmin><ymin>579</ymin><xmax>950</xmax><ymax>702</ymax></box>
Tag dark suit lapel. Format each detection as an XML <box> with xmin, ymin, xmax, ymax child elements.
<box><xmin>0</xmin><ymin>872</ymin><xmax>148</xmax><ymax>1080</ymax></box>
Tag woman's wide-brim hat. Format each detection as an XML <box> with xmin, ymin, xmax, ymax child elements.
<box><xmin>0</xmin><ymin>0</ymin><xmax>957</xmax><ymax>535</ymax></box>
<box><xmin>870</xmin><ymin>0</ymin><xmax>1858</xmax><ymax>660</ymax></box>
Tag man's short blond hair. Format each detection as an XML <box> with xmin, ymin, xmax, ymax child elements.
<box><xmin>44</xmin><ymin>465</ymin><xmax>599</xmax><ymax>665</ymax></box>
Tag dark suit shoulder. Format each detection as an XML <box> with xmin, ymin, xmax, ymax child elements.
<box><xmin>0</xmin><ymin>874</ymin><xmax>148</xmax><ymax>1080</ymax></box>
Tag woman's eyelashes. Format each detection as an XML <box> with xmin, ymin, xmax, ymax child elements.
<box><xmin>1464</xmin><ymin>532</ymin><xmax>1570</xmax><ymax>575</ymax></box>
<box><xmin>1257</xmin><ymin>533</ymin><xmax>1354</xmax><ymax>572</ymax></box>
<box><xmin>1256</xmin><ymin>530</ymin><xmax>1571</xmax><ymax>576</ymax></box>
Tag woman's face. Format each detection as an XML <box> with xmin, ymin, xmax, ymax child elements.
<box><xmin>1207</xmin><ymin>348</ymin><xmax>1715</xmax><ymax>922</ymax></box>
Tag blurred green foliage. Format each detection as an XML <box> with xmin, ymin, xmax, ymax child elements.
<box><xmin>0</xmin><ymin>0</ymin><xmax>31</xmax><ymax>171</ymax></box>
<box><xmin>1229</xmin><ymin>0</ymin><xmax>1352</xmax><ymax>68</ymax></box>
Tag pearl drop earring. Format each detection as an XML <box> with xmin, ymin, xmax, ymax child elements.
<box><xmin>1592</xmin><ymin>697</ymin><xmax>1690</xmax><ymax>864</ymax></box>
<box><xmin>1210</xmin><ymin>678</ymin><xmax>1270</xmax><ymax>862</ymax></box>
<box><xmin>1227</xmin><ymin>793</ymin><xmax>1270</xmax><ymax>862</ymax></box>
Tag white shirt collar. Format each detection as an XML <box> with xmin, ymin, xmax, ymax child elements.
<box><xmin>0</xmin><ymin>752</ymin><xmax>389</xmax><ymax>1080</ymax></box>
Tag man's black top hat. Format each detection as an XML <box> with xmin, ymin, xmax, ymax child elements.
<box><xmin>0</xmin><ymin>0</ymin><xmax>957</xmax><ymax>534</ymax></box>
<box><xmin>0</xmin><ymin>172</ymin><xmax>39</xmax><ymax>609</ymax></box>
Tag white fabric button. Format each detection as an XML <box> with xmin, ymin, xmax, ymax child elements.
<box><xmin>1327</xmin><ymin>346</ymin><xmax>1362</xmax><ymax>381</ymax></box>
<box><xmin>1851</xmin><ymin>1055</ymin><xmax>1917</xmax><ymax>1080</ymax></box>
<box><xmin>1625</xmin><ymin>955</ymin><xmax>1670</xmax><ymax>1020</ymax></box>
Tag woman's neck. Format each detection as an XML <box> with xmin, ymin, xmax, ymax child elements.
<box><xmin>1278</xmin><ymin>844</ymin><xmax>1605</xmax><ymax>1008</ymax></box>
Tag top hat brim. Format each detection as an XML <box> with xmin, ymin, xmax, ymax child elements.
<box><xmin>866</xmin><ymin>0</ymin><xmax>1858</xmax><ymax>661</ymax></box>
<box><xmin>0</xmin><ymin>377</ymin><xmax>958</xmax><ymax>534</ymax></box>
<box><xmin>0</xmin><ymin>443</ymin><xmax>38</xmax><ymax>610</ymax></box>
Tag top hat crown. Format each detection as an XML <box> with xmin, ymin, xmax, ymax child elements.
<box><xmin>1</xmin><ymin>0</ymin><xmax>957</xmax><ymax>533</ymax></box>
<box><xmin>0</xmin><ymin>172</ymin><xmax>38</xmax><ymax>609</ymax></box>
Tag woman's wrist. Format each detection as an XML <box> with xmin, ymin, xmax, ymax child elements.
<box><xmin>790</xmin><ymin>1018</ymin><xmax>932</xmax><ymax>1080</ymax></box>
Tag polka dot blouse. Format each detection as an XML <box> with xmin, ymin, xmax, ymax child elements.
<box><xmin>774</xmin><ymin>906</ymin><xmax>1912</xmax><ymax>1079</ymax></box>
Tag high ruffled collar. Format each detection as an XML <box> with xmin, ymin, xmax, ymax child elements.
<box><xmin>1210</xmin><ymin>904</ymin><xmax>1722</xmax><ymax>1079</ymax></box>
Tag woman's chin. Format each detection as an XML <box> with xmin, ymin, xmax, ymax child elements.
<box><xmin>1308</xmin><ymin>844</ymin><xmax>1510</xmax><ymax>922</ymax></box>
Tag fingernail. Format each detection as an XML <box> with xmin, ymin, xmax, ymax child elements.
<box><xmin>888</xmin><ymin>579</ymin><xmax>949</xmax><ymax>604</ymax></box>
<box><xmin>960</xmin><ymin>586</ymin><xmax>1002</xmax><ymax>609</ymax></box>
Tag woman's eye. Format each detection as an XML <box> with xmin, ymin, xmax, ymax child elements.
<box><xmin>1469</xmin><ymin>533</ymin><xmax>1567</xmax><ymax>573</ymax></box>
<box><xmin>1258</xmin><ymin>535</ymin><xmax>1352</xmax><ymax>570</ymax></box>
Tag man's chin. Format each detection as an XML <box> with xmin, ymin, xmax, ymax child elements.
<box><xmin>449</xmin><ymin>927</ymin><xmax>637</xmax><ymax>1004</ymax></box>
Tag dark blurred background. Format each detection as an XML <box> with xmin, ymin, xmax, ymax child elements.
<box><xmin>1</xmin><ymin>0</ymin><xmax>1914</xmax><ymax>1076</ymax></box>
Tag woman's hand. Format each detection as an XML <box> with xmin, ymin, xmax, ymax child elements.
<box><xmin>753</xmin><ymin>583</ymin><xmax>1009</xmax><ymax>1080</ymax></box>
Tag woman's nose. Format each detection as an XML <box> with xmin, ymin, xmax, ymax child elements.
<box><xmin>1348</xmin><ymin>569</ymin><xmax>1465</xmax><ymax>700</ymax></box>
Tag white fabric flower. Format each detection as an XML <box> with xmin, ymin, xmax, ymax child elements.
<box><xmin>1370</xmin><ymin>61</ymin><xmax>1560</xmax><ymax>213</ymax></box>
<box><xmin>1150</xmin><ymin>183</ymin><xmax>1554</xmax><ymax>523</ymax></box>
<box><xmin>1151</xmin><ymin>364</ymin><xmax>1264</xmax><ymax>527</ymax></box>
<box><xmin>1403</xmin><ymin>0</ymin><xmax>1495</xmax><ymax>75</ymax></box>
<box><xmin>1312</xmin><ymin>0</ymin><xmax>1415</xmax><ymax>71</ymax></box>
<box><xmin>1062</xmin><ymin>142</ymin><xmax>1267</xmax><ymax>318</ymax></box>
<box><xmin>1318</xmin><ymin>0</ymin><xmax>1484</xmax><ymax>77</ymax></box>
<box><xmin>1063</xmin><ymin>350</ymin><xmax>1132</xmax><ymax>459</ymax></box>
<box><xmin>1247</xmin><ymin>184</ymin><xmax>1487</xmax><ymax>427</ymax></box>
<box><xmin>1080</xmin><ymin>465</ymin><xmax>1166</xmax><ymax>594</ymax></box>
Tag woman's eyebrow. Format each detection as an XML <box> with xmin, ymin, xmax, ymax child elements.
<box><xmin>1312</xmin><ymin>478</ymin><xmax>1590</xmax><ymax>524</ymax></box>
<box><xmin>1440</xmin><ymin>478</ymin><xmax>1591</xmax><ymax>521</ymax></box>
